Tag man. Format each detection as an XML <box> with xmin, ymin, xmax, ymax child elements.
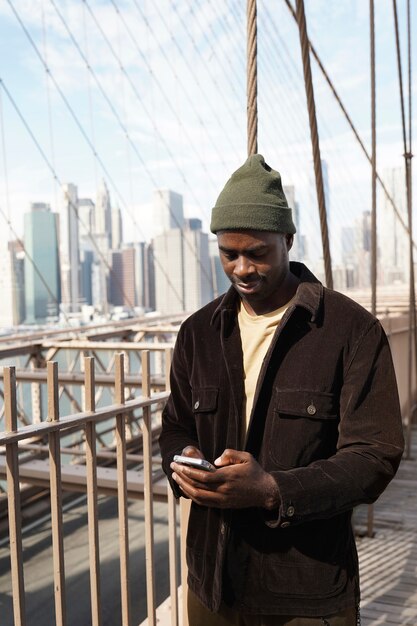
<box><xmin>159</xmin><ymin>154</ymin><xmax>404</xmax><ymax>625</ymax></box>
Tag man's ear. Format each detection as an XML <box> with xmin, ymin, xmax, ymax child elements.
<box><xmin>286</xmin><ymin>234</ymin><xmax>294</xmax><ymax>251</ymax></box>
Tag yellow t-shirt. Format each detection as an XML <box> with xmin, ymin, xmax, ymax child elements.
<box><xmin>238</xmin><ymin>299</ymin><xmax>293</xmax><ymax>435</ymax></box>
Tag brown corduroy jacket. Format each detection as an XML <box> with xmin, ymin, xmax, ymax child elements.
<box><xmin>159</xmin><ymin>262</ymin><xmax>404</xmax><ymax>616</ymax></box>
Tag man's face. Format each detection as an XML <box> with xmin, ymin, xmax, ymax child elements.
<box><xmin>217</xmin><ymin>230</ymin><xmax>293</xmax><ymax>315</ymax></box>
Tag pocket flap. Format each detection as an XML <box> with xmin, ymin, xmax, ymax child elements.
<box><xmin>191</xmin><ymin>388</ymin><xmax>219</xmax><ymax>413</ymax></box>
<box><xmin>275</xmin><ymin>390</ymin><xmax>338</xmax><ymax>420</ymax></box>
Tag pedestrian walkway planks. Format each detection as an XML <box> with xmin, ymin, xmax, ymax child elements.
<box><xmin>355</xmin><ymin>427</ymin><xmax>417</xmax><ymax>625</ymax></box>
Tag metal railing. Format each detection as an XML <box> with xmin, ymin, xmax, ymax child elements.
<box><xmin>0</xmin><ymin>350</ymin><xmax>180</xmax><ymax>626</ymax></box>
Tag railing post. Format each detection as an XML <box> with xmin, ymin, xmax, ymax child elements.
<box><xmin>165</xmin><ymin>348</ymin><xmax>179</xmax><ymax>626</ymax></box>
<box><xmin>180</xmin><ymin>499</ymin><xmax>191</xmax><ymax>626</ymax></box>
<box><xmin>115</xmin><ymin>352</ymin><xmax>131</xmax><ymax>626</ymax></box>
<box><xmin>30</xmin><ymin>352</ymin><xmax>42</xmax><ymax>423</ymax></box>
<box><xmin>142</xmin><ymin>349</ymin><xmax>157</xmax><ymax>626</ymax></box>
<box><xmin>4</xmin><ymin>366</ymin><xmax>27</xmax><ymax>626</ymax></box>
<box><xmin>47</xmin><ymin>361</ymin><xmax>67</xmax><ymax>626</ymax></box>
<box><xmin>84</xmin><ymin>356</ymin><xmax>102</xmax><ymax>626</ymax></box>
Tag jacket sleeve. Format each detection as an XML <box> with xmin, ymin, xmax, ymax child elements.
<box><xmin>158</xmin><ymin>325</ymin><xmax>199</xmax><ymax>497</ymax></box>
<box><xmin>268</xmin><ymin>319</ymin><xmax>404</xmax><ymax>528</ymax></box>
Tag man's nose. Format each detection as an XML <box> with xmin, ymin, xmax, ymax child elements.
<box><xmin>234</xmin><ymin>256</ymin><xmax>255</xmax><ymax>277</ymax></box>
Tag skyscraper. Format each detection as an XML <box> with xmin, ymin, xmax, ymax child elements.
<box><xmin>209</xmin><ymin>237</ymin><xmax>229</xmax><ymax>298</ymax></box>
<box><xmin>109</xmin><ymin>247</ymin><xmax>136</xmax><ymax>309</ymax></box>
<box><xmin>60</xmin><ymin>184</ymin><xmax>80</xmax><ymax>313</ymax></box>
<box><xmin>153</xmin><ymin>189</ymin><xmax>184</xmax><ymax>236</ymax></box>
<box><xmin>111</xmin><ymin>206</ymin><xmax>123</xmax><ymax>250</ymax></box>
<box><xmin>95</xmin><ymin>179</ymin><xmax>112</xmax><ymax>247</ymax></box>
<box><xmin>283</xmin><ymin>184</ymin><xmax>300</xmax><ymax>261</ymax></box>
<box><xmin>124</xmin><ymin>241</ymin><xmax>151</xmax><ymax>310</ymax></box>
<box><xmin>24</xmin><ymin>203</ymin><xmax>60</xmax><ymax>323</ymax></box>
<box><xmin>78</xmin><ymin>198</ymin><xmax>95</xmax><ymax>239</ymax></box>
<box><xmin>153</xmin><ymin>221</ymin><xmax>213</xmax><ymax>314</ymax></box>
<box><xmin>0</xmin><ymin>241</ymin><xmax>25</xmax><ymax>327</ymax></box>
<box><xmin>379</xmin><ymin>167</ymin><xmax>408</xmax><ymax>285</ymax></box>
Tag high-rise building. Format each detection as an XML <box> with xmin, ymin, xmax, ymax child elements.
<box><xmin>125</xmin><ymin>241</ymin><xmax>155</xmax><ymax>311</ymax></box>
<box><xmin>144</xmin><ymin>243</ymin><xmax>155</xmax><ymax>311</ymax></box>
<box><xmin>9</xmin><ymin>240</ymin><xmax>25</xmax><ymax>324</ymax></box>
<box><xmin>78</xmin><ymin>198</ymin><xmax>95</xmax><ymax>239</ymax></box>
<box><xmin>153</xmin><ymin>190</ymin><xmax>184</xmax><ymax>236</ymax></box>
<box><xmin>209</xmin><ymin>238</ymin><xmax>229</xmax><ymax>298</ymax></box>
<box><xmin>24</xmin><ymin>203</ymin><xmax>60</xmax><ymax>323</ymax></box>
<box><xmin>153</xmin><ymin>223</ymin><xmax>213</xmax><ymax>314</ymax></box>
<box><xmin>77</xmin><ymin>199</ymin><xmax>95</xmax><ymax>307</ymax></box>
<box><xmin>95</xmin><ymin>180</ymin><xmax>112</xmax><ymax>248</ymax></box>
<box><xmin>109</xmin><ymin>248</ymin><xmax>136</xmax><ymax>309</ymax></box>
<box><xmin>153</xmin><ymin>229</ymin><xmax>185</xmax><ymax>313</ymax></box>
<box><xmin>183</xmin><ymin>228</ymin><xmax>213</xmax><ymax>312</ymax></box>
<box><xmin>340</xmin><ymin>226</ymin><xmax>358</xmax><ymax>289</ymax></box>
<box><xmin>307</xmin><ymin>160</ymin><xmax>330</xmax><ymax>264</ymax></box>
<box><xmin>379</xmin><ymin>167</ymin><xmax>408</xmax><ymax>285</ymax></box>
<box><xmin>111</xmin><ymin>206</ymin><xmax>123</xmax><ymax>250</ymax></box>
<box><xmin>341</xmin><ymin>227</ymin><xmax>355</xmax><ymax>264</ymax></box>
<box><xmin>283</xmin><ymin>185</ymin><xmax>300</xmax><ymax>261</ymax></box>
<box><xmin>0</xmin><ymin>241</ymin><xmax>25</xmax><ymax>327</ymax></box>
<box><xmin>60</xmin><ymin>184</ymin><xmax>80</xmax><ymax>313</ymax></box>
<box><xmin>91</xmin><ymin>261</ymin><xmax>108</xmax><ymax>312</ymax></box>
<box><xmin>80</xmin><ymin>249</ymin><xmax>94</xmax><ymax>306</ymax></box>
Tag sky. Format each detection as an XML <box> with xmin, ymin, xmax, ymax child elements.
<box><xmin>0</xmin><ymin>0</ymin><xmax>415</xmax><ymax>265</ymax></box>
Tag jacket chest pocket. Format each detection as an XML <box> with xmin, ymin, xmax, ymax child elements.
<box><xmin>267</xmin><ymin>389</ymin><xmax>339</xmax><ymax>469</ymax></box>
<box><xmin>191</xmin><ymin>387</ymin><xmax>218</xmax><ymax>414</ymax></box>
<box><xmin>191</xmin><ymin>387</ymin><xmax>220</xmax><ymax>460</ymax></box>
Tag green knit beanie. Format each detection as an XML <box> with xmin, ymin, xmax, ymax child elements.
<box><xmin>210</xmin><ymin>154</ymin><xmax>296</xmax><ymax>235</ymax></box>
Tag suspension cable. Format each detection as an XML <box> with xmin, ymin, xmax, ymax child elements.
<box><xmin>283</xmin><ymin>0</ymin><xmax>415</xmax><ymax>248</ymax></box>
<box><xmin>370</xmin><ymin>0</ymin><xmax>377</xmax><ymax>319</ymax></box>
<box><xmin>247</xmin><ymin>0</ymin><xmax>258</xmax><ymax>155</ymax></box>
<box><xmin>295</xmin><ymin>0</ymin><xmax>332</xmax><ymax>289</ymax></box>
<box><xmin>5</xmin><ymin>2</ymin><xmax>188</xmax><ymax>311</ymax></box>
<box><xmin>393</xmin><ymin>0</ymin><xmax>415</xmax><ymax>459</ymax></box>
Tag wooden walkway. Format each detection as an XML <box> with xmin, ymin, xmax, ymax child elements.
<box><xmin>355</xmin><ymin>427</ymin><xmax>417</xmax><ymax>625</ymax></box>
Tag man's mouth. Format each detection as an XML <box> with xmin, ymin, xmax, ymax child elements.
<box><xmin>233</xmin><ymin>279</ymin><xmax>263</xmax><ymax>294</ymax></box>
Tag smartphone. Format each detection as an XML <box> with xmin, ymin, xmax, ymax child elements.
<box><xmin>173</xmin><ymin>455</ymin><xmax>216</xmax><ymax>472</ymax></box>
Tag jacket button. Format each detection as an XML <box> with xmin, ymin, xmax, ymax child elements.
<box><xmin>307</xmin><ymin>404</ymin><xmax>316</xmax><ymax>415</ymax></box>
<box><xmin>281</xmin><ymin>521</ymin><xmax>291</xmax><ymax>528</ymax></box>
<box><xmin>287</xmin><ymin>505</ymin><xmax>295</xmax><ymax>517</ymax></box>
<box><xmin>194</xmin><ymin>401</ymin><xmax>200</xmax><ymax>410</ymax></box>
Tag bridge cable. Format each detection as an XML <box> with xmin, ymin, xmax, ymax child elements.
<box><xmin>247</xmin><ymin>0</ymin><xmax>258</xmax><ymax>155</ymax></box>
<box><xmin>172</xmin><ymin>1</ymin><xmax>245</xmax><ymax>139</ymax></box>
<box><xmin>82</xmin><ymin>0</ymin><xmax>215</xmax><ymax>300</ymax></box>
<box><xmin>370</xmin><ymin>0</ymin><xmax>377</xmax><ymax>319</ymax></box>
<box><xmin>261</xmin><ymin>4</ymin><xmax>386</xmax><ymax>241</ymax></box>
<box><xmin>283</xmin><ymin>0</ymin><xmax>416</xmax><ymax>250</ymax></box>
<box><xmin>368</xmin><ymin>0</ymin><xmax>377</xmax><ymax>539</ymax></box>
<box><xmin>294</xmin><ymin>0</ymin><xmax>333</xmax><ymax>289</ymax></box>
<box><xmin>0</xmin><ymin>74</ymin><xmax>135</xmax><ymax>314</ymax></box>
<box><xmin>5</xmin><ymin>2</ymin><xmax>188</xmax><ymax>312</ymax></box>
<box><xmin>393</xmin><ymin>0</ymin><xmax>415</xmax><ymax>459</ymax></box>
<box><xmin>0</xmin><ymin>85</ymin><xmax>71</xmax><ymax>325</ymax></box>
<box><xmin>57</xmin><ymin>0</ymin><xmax>214</xmax><ymax>296</ymax></box>
<box><xmin>132</xmin><ymin>0</ymin><xmax>240</xmax><ymax>161</ymax></box>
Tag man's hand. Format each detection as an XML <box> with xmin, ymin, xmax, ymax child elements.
<box><xmin>170</xmin><ymin>449</ymin><xmax>280</xmax><ymax>510</ymax></box>
<box><xmin>179</xmin><ymin>445</ymin><xmax>204</xmax><ymax>460</ymax></box>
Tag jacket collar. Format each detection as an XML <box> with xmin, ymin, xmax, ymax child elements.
<box><xmin>210</xmin><ymin>262</ymin><xmax>323</xmax><ymax>328</ymax></box>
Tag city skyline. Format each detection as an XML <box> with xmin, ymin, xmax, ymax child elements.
<box><xmin>0</xmin><ymin>1</ymin><xmax>415</xmax><ymax>257</ymax></box>
<box><xmin>0</xmin><ymin>159</ymin><xmax>411</xmax><ymax>328</ymax></box>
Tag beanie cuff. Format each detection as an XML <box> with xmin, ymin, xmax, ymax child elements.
<box><xmin>210</xmin><ymin>203</ymin><xmax>296</xmax><ymax>235</ymax></box>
